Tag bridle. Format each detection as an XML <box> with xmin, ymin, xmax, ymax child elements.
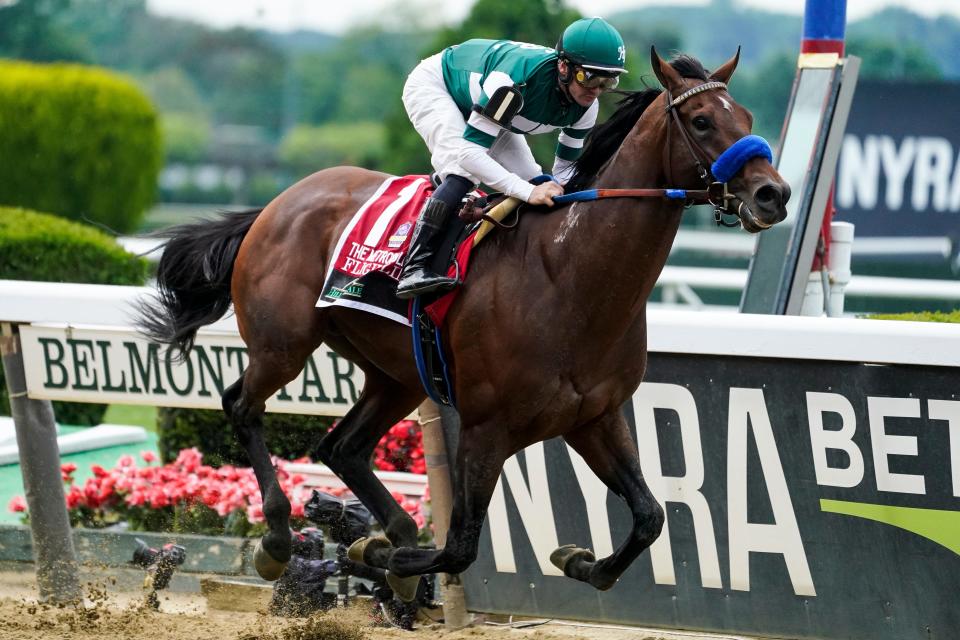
<box><xmin>664</xmin><ymin>81</ymin><xmax>741</xmax><ymax>226</ymax></box>
<box><xmin>552</xmin><ymin>79</ymin><xmax>774</xmax><ymax>228</ymax></box>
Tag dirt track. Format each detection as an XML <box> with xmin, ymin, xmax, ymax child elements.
<box><xmin>0</xmin><ymin>570</ymin><xmax>749</xmax><ymax>640</ymax></box>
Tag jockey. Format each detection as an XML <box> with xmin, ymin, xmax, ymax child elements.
<box><xmin>396</xmin><ymin>17</ymin><xmax>627</xmax><ymax>299</ymax></box>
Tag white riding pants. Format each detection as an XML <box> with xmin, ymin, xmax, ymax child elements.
<box><xmin>402</xmin><ymin>53</ymin><xmax>541</xmax><ymax>201</ymax></box>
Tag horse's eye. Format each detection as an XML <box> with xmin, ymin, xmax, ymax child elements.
<box><xmin>692</xmin><ymin>115</ymin><xmax>711</xmax><ymax>131</ymax></box>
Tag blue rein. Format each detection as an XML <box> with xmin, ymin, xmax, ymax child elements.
<box><xmin>548</xmin><ymin>134</ymin><xmax>774</xmax><ymax>205</ymax></box>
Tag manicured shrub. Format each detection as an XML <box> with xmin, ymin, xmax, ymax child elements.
<box><xmin>157</xmin><ymin>408</ymin><xmax>336</xmax><ymax>467</ymax></box>
<box><xmin>0</xmin><ymin>207</ymin><xmax>149</xmax><ymax>424</ymax></box>
<box><xmin>0</xmin><ymin>207</ymin><xmax>149</xmax><ymax>284</ymax></box>
<box><xmin>0</xmin><ymin>60</ymin><xmax>162</xmax><ymax>233</ymax></box>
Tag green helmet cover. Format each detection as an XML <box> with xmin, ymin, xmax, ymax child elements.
<box><xmin>558</xmin><ymin>17</ymin><xmax>627</xmax><ymax>73</ymax></box>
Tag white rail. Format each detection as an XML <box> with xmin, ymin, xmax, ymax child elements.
<box><xmin>656</xmin><ymin>266</ymin><xmax>960</xmax><ymax>308</ymax></box>
<box><xmin>286</xmin><ymin>463</ymin><xmax>428</xmax><ymax>498</ymax></box>
<box><xmin>0</xmin><ymin>280</ymin><xmax>238</xmax><ymax>331</ymax></box>
<box><xmin>668</xmin><ymin>230</ymin><xmax>953</xmax><ymax>259</ymax></box>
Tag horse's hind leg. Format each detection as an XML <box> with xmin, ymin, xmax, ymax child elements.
<box><xmin>222</xmin><ymin>349</ymin><xmax>314</xmax><ymax>581</ymax></box>
<box><xmin>313</xmin><ymin>368</ymin><xmax>423</xmax><ymax>549</ymax></box>
<box><xmin>554</xmin><ymin>410</ymin><xmax>665</xmax><ymax>590</ymax></box>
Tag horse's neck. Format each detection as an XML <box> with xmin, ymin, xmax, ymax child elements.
<box><xmin>555</xmin><ymin>115</ymin><xmax>683</xmax><ymax>313</ymax></box>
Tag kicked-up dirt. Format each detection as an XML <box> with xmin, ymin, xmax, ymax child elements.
<box><xmin>0</xmin><ymin>568</ymin><xmax>748</xmax><ymax>640</ymax></box>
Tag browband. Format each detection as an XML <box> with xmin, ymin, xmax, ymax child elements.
<box><xmin>669</xmin><ymin>81</ymin><xmax>727</xmax><ymax>108</ymax></box>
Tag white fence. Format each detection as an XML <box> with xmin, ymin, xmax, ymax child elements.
<box><xmin>656</xmin><ymin>265</ymin><xmax>960</xmax><ymax>310</ymax></box>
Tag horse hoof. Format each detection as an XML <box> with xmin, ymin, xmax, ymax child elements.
<box><xmin>386</xmin><ymin>571</ymin><xmax>421</xmax><ymax>603</ymax></box>
<box><xmin>253</xmin><ymin>540</ymin><xmax>288</xmax><ymax>581</ymax></box>
<box><xmin>550</xmin><ymin>544</ymin><xmax>596</xmax><ymax>576</ymax></box>
<box><xmin>347</xmin><ymin>535</ymin><xmax>393</xmax><ymax>566</ymax></box>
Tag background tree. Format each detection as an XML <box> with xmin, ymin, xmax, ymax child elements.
<box><xmin>0</xmin><ymin>0</ymin><xmax>90</xmax><ymax>62</ymax></box>
<box><xmin>846</xmin><ymin>37</ymin><xmax>943</xmax><ymax>81</ymax></box>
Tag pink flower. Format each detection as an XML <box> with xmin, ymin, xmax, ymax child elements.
<box><xmin>175</xmin><ymin>447</ymin><xmax>203</xmax><ymax>473</ymax></box>
<box><xmin>7</xmin><ymin>496</ymin><xmax>27</xmax><ymax>513</ymax></box>
<box><xmin>50</xmin><ymin>446</ymin><xmax>368</xmax><ymax>532</ymax></box>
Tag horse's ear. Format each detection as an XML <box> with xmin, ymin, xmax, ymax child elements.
<box><xmin>710</xmin><ymin>46</ymin><xmax>741</xmax><ymax>85</ymax></box>
<box><xmin>650</xmin><ymin>45</ymin><xmax>683</xmax><ymax>93</ymax></box>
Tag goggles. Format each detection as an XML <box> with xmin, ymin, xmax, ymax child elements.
<box><xmin>574</xmin><ymin>67</ymin><xmax>620</xmax><ymax>90</ymax></box>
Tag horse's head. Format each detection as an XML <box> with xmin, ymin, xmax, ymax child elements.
<box><xmin>650</xmin><ymin>47</ymin><xmax>790</xmax><ymax>233</ymax></box>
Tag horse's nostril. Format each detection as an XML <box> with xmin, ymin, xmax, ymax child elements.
<box><xmin>755</xmin><ymin>184</ymin><xmax>782</xmax><ymax>208</ymax></box>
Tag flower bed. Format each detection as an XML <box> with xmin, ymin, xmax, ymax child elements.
<box><xmin>373</xmin><ymin>420</ymin><xmax>426</xmax><ymax>474</ymax></box>
<box><xmin>8</xmin><ymin>421</ymin><xmax>428</xmax><ymax>538</ymax></box>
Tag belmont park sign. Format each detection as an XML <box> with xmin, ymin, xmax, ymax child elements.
<box><xmin>18</xmin><ymin>324</ymin><xmax>363</xmax><ymax>416</ymax></box>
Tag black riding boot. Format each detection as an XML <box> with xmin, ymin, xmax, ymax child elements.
<box><xmin>396</xmin><ymin>174</ymin><xmax>473</xmax><ymax>299</ymax></box>
<box><xmin>395</xmin><ymin>197</ymin><xmax>458</xmax><ymax>299</ymax></box>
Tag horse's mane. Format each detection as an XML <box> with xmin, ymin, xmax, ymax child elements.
<box><xmin>565</xmin><ymin>55</ymin><xmax>710</xmax><ymax>193</ymax></box>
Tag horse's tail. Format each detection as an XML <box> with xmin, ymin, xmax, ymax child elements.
<box><xmin>136</xmin><ymin>209</ymin><xmax>262</xmax><ymax>358</ymax></box>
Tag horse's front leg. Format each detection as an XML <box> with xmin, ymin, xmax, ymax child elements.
<box><xmin>362</xmin><ymin>422</ymin><xmax>506</xmax><ymax>578</ymax></box>
<box><xmin>554</xmin><ymin>410</ymin><xmax>665</xmax><ymax>590</ymax></box>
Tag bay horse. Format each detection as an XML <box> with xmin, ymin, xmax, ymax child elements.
<box><xmin>137</xmin><ymin>48</ymin><xmax>789</xmax><ymax>595</ymax></box>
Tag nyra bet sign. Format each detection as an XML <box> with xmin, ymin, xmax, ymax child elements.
<box><xmin>464</xmin><ymin>355</ymin><xmax>960</xmax><ymax>640</ymax></box>
<box><xmin>836</xmin><ymin>80</ymin><xmax>960</xmax><ymax>239</ymax></box>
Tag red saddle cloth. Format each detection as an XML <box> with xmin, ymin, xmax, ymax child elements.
<box><xmin>316</xmin><ymin>175</ymin><xmax>479</xmax><ymax>327</ymax></box>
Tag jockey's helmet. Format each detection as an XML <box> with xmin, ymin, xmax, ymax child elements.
<box><xmin>557</xmin><ymin>17</ymin><xmax>627</xmax><ymax>75</ymax></box>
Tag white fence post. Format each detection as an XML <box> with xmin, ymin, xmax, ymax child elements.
<box><xmin>800</xmin><ymin>271</ymin><xmax>825</xmax><ymax>317</ymax></box>
<box><xmin>827</xmin><ymin>222</ymin><xmax>855</xmax><ymax>318</ymax></box>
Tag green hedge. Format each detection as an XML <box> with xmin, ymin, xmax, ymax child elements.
<box><xmin>0</xmin><ymin>207</ymin><xmax>149</xmax><ymax>424</ymax></box>
<box><xmin>0</xmin><ymin>60</ymin><xmax>162</xmax><ymax>233</ymax></box>
<box><xmin>157</xmin><ymin>408</ymin><xmax>336</xmax><ymax>466</ymax></box>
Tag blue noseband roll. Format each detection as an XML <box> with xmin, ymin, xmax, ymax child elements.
<box><xmin>711</xmin><ymin>135</ymin><xmax>774</xmax><ymax>183</ymax></box>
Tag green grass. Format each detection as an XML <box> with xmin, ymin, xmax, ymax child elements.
<box><xmin>866</xmin><ymin>309</ymin><xmax>960</xmax><ymax>323</ymax></box>
<box><xmin>102</xmin><ymin>404</ymin><xmax>158</xmax><ymax>432</ymax></box>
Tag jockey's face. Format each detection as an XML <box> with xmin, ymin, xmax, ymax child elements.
<box><xmin>558</xmin><ymin>60</ymin><xmax>616</xmax><ymax>107</ymax></box>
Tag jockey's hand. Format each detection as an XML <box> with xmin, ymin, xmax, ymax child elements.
<box><xmin>527</xmin><ymin>181</ymin><xmax>564</xmax><ymax>207</ymax></box>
